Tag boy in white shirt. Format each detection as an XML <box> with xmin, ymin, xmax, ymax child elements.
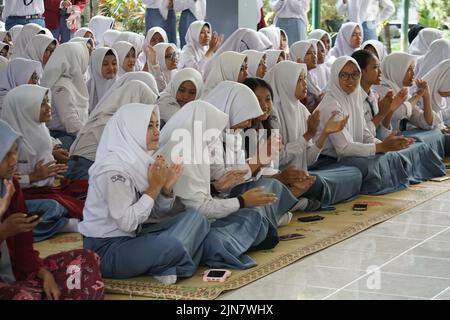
<box><xmin>2</xmin><ymin>0</ymin><xmax>45</xmax><ymax>30</ymax></box>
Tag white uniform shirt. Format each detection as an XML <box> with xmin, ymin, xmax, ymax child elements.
<box><xmin>79</xmin><ymin>170</ymin><xmax>175</xmax><ymax>238</ymax></box>
<box><xmin>361</xmin><ymin>88</ymin><xmax>392</xmax><ymax>140</ymax></box>
<box><xmin>269</xmin><ymin>0</ymin><xmax>310</xmax><ymax>25</ymax></box>
<box><xmin>336</xmin><ymin>0</ymin><xmax>395</xmax><ymax>23</ymax></box>
<box><xmin>173</xmin><ymin>0</ymin><xmax>207</xmax><ymax>20</ymax></box>
<box><xmin>2</xmin><ymin>0</ymin><xmax>45</xmax><ymax>20</ymax></box>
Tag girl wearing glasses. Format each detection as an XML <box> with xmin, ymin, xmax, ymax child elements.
<box><xmin>145</xmin><ymin>42</ymin><xmax>178</xmax><ymax>92</ymax></box>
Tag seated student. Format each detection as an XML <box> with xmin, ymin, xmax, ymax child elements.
<box><xmin>375</xmin><ymin>52</ymin><xmax>441</xmax><ymax>133</ymax></box>
<box><xmin>0</xmin><ymin>58</ymin><xmax>42</xmax><ymax>112</ymax></box>
<box><xmin>74</xmin><ymin>27</ymin><xmax>95</xmax><ymax>40</ymax></box>
<box><xmin>178</xmin><ymin>21</ymin><xmax>223</xmax><ymax>75</ymax></box>
<box><xmin>361</xmin><ymin>39</ymin><xmax>388</xmax><ymax>62</ymax></box>
<box><xmin>422</xmin><ymin>59</ymin><xmax>450</xmax><ymax>155</ymax></box>
<box><xmin>329</xmin><ymin>22</ymin><xmax>362</xmax><ymax>59</ymax></box>
<box><xmin>24</xmin><ymin>34</ymin><xmax>58</xmax><ymax>68</ymax></box>
<box><xmin>112</xmin><ymin>41</ymin><xmax>137</xmax><ymax>77</ymax></box>
<box><xmin>137</xmin><ymin>27</ymin><xmax>168</xmax><ymax>71</ymax></box>
<box><xmin>41</xmin><ymin>42</ymin><xmax>90</xmax><ymax>150</ymax></box>
<box><xmin>145</xmin><ymin>43</ymin><xmax>178</xmax><ymax>92</ymax></box>
<box><xmin>0</xmin><ymin>119</ymin><xmax>104</xmax><ymax>300</ymax></box>
<box><xmin>258</xmin><ymin>25</ymin><xmax>289</xmax><ymax>56</ymax></box>
<box><xmin>415</xmin><ymin>39</ymin><xmax>450</xmax><ymax>81</ymax></box>
<box><xmin>205</xmin><ymin>81</ymin><xmax>317</xmax><ymax>211</ymax></box>
<box><xmin>308</xmin><ymin>39</ymin><xmax>330</xmax><ymax>92</ymax></box>
<box><xmin>11</xmin><ymin>23</ymin><xmax>45</xmax><ymax>59</ymax></box>
<box><xmin>1</xmin><ymin>85</ymin><xmax>88</xmax><ymax>240</ymax></box>
<box><xmin>87</xmin><ymin>48</ymin><xmax>119</xmax><ymax>113</ymax></box>
<box><xmin>264</xmin><ymin>49</ymin><xmax>286</xmax><ymax>71</ymax></box>
<box><xmin>408</xmin><ymin>27</ymin><xmax>444</xmax><ymax>56</ymax></box>
<box><xmin>203</xmin><ymin>28</ymin><xmax>272</xmax><ymax>80</ymax></box>
<box><xmin>88</xmin><ymin>15</ymin><xmax>115</xmax><ymax>47</ymax></box>
<box><xmin>157</xmin><ymin>100</ymin><xmax>298</xmax><ymax>269</ymax></box>
<box><xmin>263</xmin><ymin>61</ymin><xmax>361</xmax><ymax>205</ymax></box>
<box><xmin>314</xmin><ymin>56</ymin><xmax>420</xmax><ymax>195</ymax></box>
<box><xmin>67</xmin><ymin>79</ymin><xmax>158</xmax><ymax>180</ymax></box>
<box><xmin>0</xmin><ymin>43</ymin><xmax>10</xmax><ymax>59</ymax></box>
<box><xmin>308</xmin><ymin>29</ymin><xmax>332</xmax><ymax>61</ymax></box>
<box><xmin>158</xmin><ymin>68</ymin><xmax>203</xmax><ymax>126</ymax></box>
<box><xmin>69</xmin><ymin>37</ymin><xmax>95</xmax><ymax>57</ymax></box>
<box><xmin>242</xmin><ymin>50</ymin><xmax>267</xmax><ymax>78</ymax></box>
<box><xmin>203</xmin><ymin>51</ymin><xmax>248</xmax><ymax>95</ymax></box>
<box><xmin>352</xmin><ymin>49</ymin><xmax>408</xmax><ymax>141</ymax></box>
<box><xmin>175</xmin><ymin>0</ymin><xmax>207</xmax><ymax>49</ymax></box>
<box><xmin>80</xmin><ymin>103</ymin><xmax>209</xmax><ymax>284</ymax></box>
<box><xmin>290</xmin><ymin>40</ymin><xmax>323</xmax><ymax>112</ymax></box>
<box><xmin>114</xmin><ymin>31</ymin><xmax>144</xmax><ymax>58</ymax></box>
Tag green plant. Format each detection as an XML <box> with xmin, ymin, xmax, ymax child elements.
<box><xmin>98</xmin><ymin>0</ymin><xmax>146</xmax><ymax>34</ymax></box>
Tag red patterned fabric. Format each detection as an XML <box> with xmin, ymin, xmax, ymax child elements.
<box><xmin>0</xmin><ymin>249</ymin><xmax>104</xmax><ymax>300</ymax></box>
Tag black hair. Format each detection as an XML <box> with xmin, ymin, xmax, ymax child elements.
<box><xmin>351</xmin><ymin>49</ymin><xmax>377</xmax><ymax>70</ymax></box>
<box><xmin>408</xmin><ymin>24</ymin><xmax>425</xmax><ymax>44</ymax></box>
<box><xmin>243</xmin><ymin>77</ymin><xmax>274</xmax><ymax>101</ymax></box>
<box><xmin>105</xmin><ymin>49</ymin><xmax>116</xmax><ymax>57</ymax></box>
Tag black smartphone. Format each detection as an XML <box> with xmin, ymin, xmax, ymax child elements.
<box><xmin>352</xmin><ymin>203</ymin><xmax>368</xmax><ymax>211</ymax></box>
<box><xmin>297</xmin><ymin>215</ymin><xmax>324</xmax><ymax>222</ymax></box>
<box><xmin>28</xmin><ymin>210</ymin><xmax>44</xmax><ymax>221</ymax></box>
<box><xmin>445</xmin><ymin>164</ymin><xmax>450</xmax><ymax>169</ymax></box>
<box><xmin>279</xmin><ymin>233</ymin><xmax>305</xmax><ymax>241</ymax></box>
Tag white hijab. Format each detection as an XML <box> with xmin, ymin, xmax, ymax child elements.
<box><xmin>203</xmin><ymin>51</ymin><xmax>247</xmax><ymax>95</ymax></box>
<box><xmin>70</xmin><ymin>80</ymin><xmax>158</xmax><ymax>161</ymax></box>
<box><xmin>203</xmin><ymin>28</ymin><xmax>272</xmax><ymax>79</ymax></box>
<box><xmin>264</xmin><ymin>60</ymin><xmax>310</xmax><ymax>144</ymax></box>
<box><xmin>242</xmin><ymin>50</ymin><xmax>265</xmax><ymax>78</ymax></box>
<box><xmin>308</xmin><ymin>29</ymin><xmax>332</xmax><ymax>63</ymax></box>
<box><xmin>329</xmin><ymin>22</ymin><xmax>362</xmax><ymax>58</ymax></box>
<box><xmin>41</xmin><ymin>42</ymin><xmax>90</xmax><ymax>117</ymax></box>
<box><xmin>137</xmin><ymin>27</ymin><xmax>169</xmax><ymax>69</ymax></box>
<box><xmin>258</xmin><ymin>26</ymin><xmax>287</xmax><ymax>50</ymax></box>
<box><xmin>1</xmin><ymin>85</ymin><xmax>54</xmax><ymax>186</ymax></box>
<box><xmin>315</xmin><ymin>57</ymin><xmax>369</xmax><ymax>152</ymax></box>
<box><xmin>158</xmin><ymin>68</ymin><xmax>203</xmax><ymax>123</ymax></box>
<box><xmin>157</xmin><ymin>100</ymin><xmax>229</xmax><ymax>201</ymax></box>
<box><xmin>101</xmin><ymin>71</ymin><xmax>159</xmax><ymax>102</ymax></box>
<box><xmin>290</xmin><ymin>40</ymin><xmax>322</xmax><ymax>96</ymax></box>
<box><xmin>415</xmin><ymin>39</ymin><xmax>450</xmax><ymax>80</ymax></box>
<box><xmin>102</xmin><ymin>29</ymin><xmax>121</xmax><ymax>48</ymax></box>
<box><xmin>112</xmin><ymin>41</ymin><xmax>136</xmax><ymax>76</ymax></box>
<box><xmin>309</xmin><ymin>39</ymin><xmax>330</xmax><ymax>91</ymax></box>
<box><xmin>88</xmin><ymin>15</ymin><xmax>115</xmax><ymax>47</ymax></box>
<box><xmin>422</xmin><ymin>60</ymin><xmax>450</xmax><ymax>112</ymax></box>
<box><xmin>154</xmin><ymin>42</ymin><xmax>178</xmax><ymax>85</ymax></box>
<box><xmin>264</xmin><ymin>49</ymin><xmax>284</xmax><ymax>71</ymax></box>
<box><xmin>408</xmin><ymin>28</ymin><xmax>444</xmax><ymax>56</ymax></box>
<box><xmin>8</xmin><ymin>25</ymin><xmax>23</xmax><ymax>44</ymax></box>
<box><xmin>89</xmin><ymin>103</ymin><xmax>159</xmax><ymax>193</ymax></box>
<box><xmin>87</xmin><ymin>47</ymin><xmax>119</xmax><ymax>112</ymax></box>
<box><xmin>361</xmin><ymin>40</ymin><xmax>387</xmax><ymax>62</ymax></box>
<box><xmin>0</xmin><ymin>42</ymin><xmax>9</xmax><ymax>54</ymax></box>
<box><xmin>179</xmin><ymin>21</ymin><xmax>210</xmax><ymax>68</ymax></box>
<box><xmin>0</xmin><ymin>58</ymin><xmax>43</xmax><ymax>111</ymax></box>
<box><xmin>74</xmin><ymin>27</ymin><xmax>93</xmax><ymax>39</ymax></box>
<box><xmin>11</xmin><ymin>23</ymin><xmax>44</xmax><ymax>59</ymax></box>
<box><xmin>0</xmin><ymin>56</ymin><xmax>8</xmax><ymax>72</ymax></box>
<box><xmin>0</xmin><ymin>31</ymin><xmax>9</xmax><ymax>43</ymax></box>
<box><xmin>23</xmin><ymin>34</ymin><xmax>56</xmax><ymax>66</ymax></box>
<box><xmin>115</xmin><ymin>31</ymin><xmax>144</xmax><ymax>55</ymax></box>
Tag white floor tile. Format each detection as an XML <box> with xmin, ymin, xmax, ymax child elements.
<box><xmin>409</xmin><ymin>240</ymin><xmax>450</xmax><ymax>260</ymax></box>
<box><xmin>434</xmin><ymin>287</ymin><xmax>450</xmax><ymax>300</ymax></box>
<box><xmin>363</xmin><ymin>221</ymin><xmax>445</xmax><ymax>240</ymax></box>
<box><xmin>325</xmin><ymin>289</ymin><xmax>424</xmax><ymax>300</ymax></box>
<box><xmin>342</xmin><ymin>272</ymin><xmax>450</xmax><ymax>299</ymax></box>
<box><xmin>382</xmin><ymin>254</ymin><xmax>450</xmax><ymax>279</ymax></box>
<box><xmin>411</xmin><ymin>200</ymin><xmax>450</xmax><ymax>213</ymax></box>
<box><xmin>389</xmin><ymin>210</ymin><xmax>450</xmax><ymax>226</ymax></box>
<box><xmin>431</xmin><ymin>229</ymin><xmax>450</xmax><ymax>242</ymax></box>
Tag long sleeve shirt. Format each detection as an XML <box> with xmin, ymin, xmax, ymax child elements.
<box><xmin>46</xmin><ymin>87</ymin><xmax>88</xmax><ymax>135</ymax></box>
<box><xmin>79</xmin><ymin>170</ymin><xmax>175</xmax><ymax>238</ymax></box>
<box><xmin>336</xmin><ymin>0</ymin><xmax>395</xmax><ymax>23</ymax></box>
<box><xmin>361</xmin><ymin>88</ymin><xmax>392</xmax><ymax>140</ymax></box>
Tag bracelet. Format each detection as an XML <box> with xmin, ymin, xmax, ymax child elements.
<box><xmin>237</xmin><ymin>196</ymin><xmax>245</xmax><ymax>209</ymax></box>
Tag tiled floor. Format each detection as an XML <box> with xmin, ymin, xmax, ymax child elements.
<box><xmin>218</xmin><ymin>191</ymin><xmax>450</xmax><ymax>300</ymax></box>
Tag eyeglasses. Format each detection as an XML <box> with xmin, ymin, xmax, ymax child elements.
<box><xmin>165</xmin><ymin>52</ymin><xmax>179</xmax><ymax>61</ymax></box>
<box><xmin>338</xmin><ymin>71</ymin><xmax>360</xmax><ymax>81</ymax></box>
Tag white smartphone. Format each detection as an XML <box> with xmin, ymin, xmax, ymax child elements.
<box><xmin>430</xmin><ymin>176</ymin><xmax>450</xmax><ymax>182</ymax></box>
